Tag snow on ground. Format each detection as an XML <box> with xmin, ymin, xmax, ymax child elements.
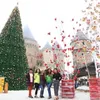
<box><xmin>0</xmin><ymin>88</ymin><xmax>90</xmax><ymax>100</ymax></box>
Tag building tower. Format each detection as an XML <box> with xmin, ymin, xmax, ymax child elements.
<box><xmin>71</xmin><ymin>30</ymin><xmax>95</xmax><ymax>77</ymax></box>
<box><xmin>52</xmin><ymin>41</ymin><xmax>64</xmax><ymax>72</ymax></box>
<box><xmin>42</xmin><ymin>42</ymin><xmax>54</xmax><ymax>69</ymax></box>
<box><xmin>23</xmin><ymin>25</ymin><xmax>39</xmax><ymax>68</ymax></box>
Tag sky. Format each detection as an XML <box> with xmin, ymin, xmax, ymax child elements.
<box><xmin>0</xmin><ymin>0</ymin><xmax>88</xmax><ymax>73</ymax></box>
<box><xmin>0</xmin><ymin>0</ymin><xmax>86</xmax><ymax>48</ymax></box>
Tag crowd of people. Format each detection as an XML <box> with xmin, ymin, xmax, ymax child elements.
<box><xmin>26</xmin><ymin>68</ymin><xmax>62</xmax><ymax>100</ymax></box>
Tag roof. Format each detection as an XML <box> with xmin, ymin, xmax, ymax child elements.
<box><xmin>23</xmin><ymin>25</ymin><xmax>35</xmax><ymax>40</ymax></box>
<box><xmin>52</xmin><ymin>41</ymin><xmax>62</xmax><ymax>49</ymax></box>
<box><xmin>42</xmin><ymin>42</ymin><xmax>52</xmax><ymax>50</ymax></box>
<box><xmin>72</xmin><ymin>30</ymin><xmax>89</xmax><ymax>42</ymax></box>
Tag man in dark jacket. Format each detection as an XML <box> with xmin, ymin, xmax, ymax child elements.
<box><xmin>26</xmin><ymin>68</ymin><xmax>34</xmax><ymax>98</ymax></box>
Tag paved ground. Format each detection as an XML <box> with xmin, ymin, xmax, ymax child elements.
<box><xmin>0</xmin><ymin>87</ymin><xmax>90</xmax><ymax>100</ymax></box>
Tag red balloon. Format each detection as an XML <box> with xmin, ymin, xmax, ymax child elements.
<box><xmin>68</xmin><ymin>48</ymin><xmax>70</xmax><ymax>50</ymax></box>
<box><xmin>54</xmin><ymin>37</ymin><xmax>56</xmax><ymax>39</ymax></box>
<box><xmin>72</xmin><ymin>47</ymin><xmax>74</xmax><ymax>50</ymax></box>
<box><xmin>61</xmin><ymin>21</ymin><xmax>64</xmax><ymax>23</ymax></box>
<box><xmin>56</xmin><ymin>64</ymin><xmax>59</xmax><ymax>67</ymax></box>
<box><xmin>50</xmin><ymin>60</ymin><xmax>53</xmax><ymax>63</ymax></box>
<box><xmin>67</xmin><ymin>62</ymin><xmax>70</xmax><ymax>66</ymax></box>
<box><xmin>74</xmin><ymin>70</ymin><xmax>77</xmax><ymax>73</ymax></box>
<box><xmin>72</xmin><ymin>66</ymin><xmax>74</xmax><ymax>68</ymax></box>
<box><xmin>64</xmin><ymin>44</ymin><xmax>66</xmax><ymax>47</ymax></box>
<box><xmin>58</xmin><ymin>69</ymin><xmax>60</xmax><ymax>72</ymax></box>
<box><xmin>52</xmin><ymin>48</ymin><xmax>55</xmax><ymax>50</ymax></box>
<box><xmin>78</xmin><ymin>49</ymin><xmax>80</xmax><ymax>52</ymax></box>
<box><xmin>48</xmin><ymin>32</ymin><xmax>51</xmax><ymax>35</ymax></box>
<box><xmin>62</xmin><ymin>49</ymin><xmax>66</xmax><ymax>53</ymax></box>
<box><xmin>68</xmin><ymin>35</ymin><xmax>70</xmax><ymax>37</ymax></box>
<box><xmin>62</xmin><ymin>30</ymin><xmax>64</xmax><ymax>33</ymax></box>
<box><xmin>62</xmin><ymin>36</ymin><xmax>65</xmax><ymax>39</ymax></box>
<box><xmin>74</xmin><ymin>76</ymin><xmax>77</xmax><ymax>80</ymax></box>
<box><xmin>39</xmin><ymin>46</ymin><xmax>41</xmax><ymax>48</ymax></box>
<box><xmin>46</xmin><ymin>66</ymin><xmax>48</xmax><ymax>68</ymax></box>
<box><xmin>60</xmin><ymin>33</ymin><xmax>63</xmax><ymax>35</ymax></box>
<box><xmin>54</xmin><ymin>54</ymin><xmax>57</xmax><ymax>60</ymax></box>
<box><xmin>57</xmin><ymin>44</ymin><xmax>60</xmax><ymax>48</ymax></box>
<box><xmin>62</xmin><ymin>39</ymin><xmax>64</xmax><ymax>42</ymax></box>
<box><xmin>55</xmin><ymin>18</ymin><xmax>57</xmax><ymax>21</ymax></box>
<box><xmin>83</xmin><ymin>62</ymin><xmax>85</xmax><ymax>65</ymax></box>
<box><xmin>72</xmin><ymin>18</ymin><xmax>74</xmax><ymax>21</ymax></box>
<box><xmin>45</xmin><ymin>63</ymin><xmax>47</xmax><ymax>66</ymax></box>
<box><xmin>51</xmin><ymin>40</ymin><xmax>53</xmax><ymax>43</ymax></box>
<box><xmin>55</xmin><ymin>27</ymin><xmax>57</xmax><ymax>29</ymax></box>
<box><xmin>73</xmin><ymin>27</ymin><xmax>75</xmax><ymax>30</ymax></box>
<box><xmin>46</xmin><ymin>50</ymin><xmax>48</xmax><ymax>52</ymax></box>
<box><xmin>79</xmin><ymin>24</ymin><xmax>81</xmax><ymax>26</ymax></box>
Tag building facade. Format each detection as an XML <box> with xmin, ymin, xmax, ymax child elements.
<box><xmin>42</xmin><ymin>42</ymin><xmax>54</xmax><ymax>69</ymax></box>
<box><xmin>42</xmin><ymin>41</ymin><xmax>64</xmax><ymax>72</ymax></box>
<box><xmin>71</xmin><ymin>30</ymin><xmax>96</xmax><ymax>77</ymax></box>
<box><xmin>23</xmin><ymin>25</ymin><xmax>39</xmax><ymax>69</ymax></box>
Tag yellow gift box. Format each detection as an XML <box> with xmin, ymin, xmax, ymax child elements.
<box><xmin>0</xmin><ymin>77</ymin><xmax>5</xmax><ymax>86</ymax></box>
<box><xmin>0</xmin><ymin>85</ymin><xmax>3</xmax><ymax>93</ymax></box>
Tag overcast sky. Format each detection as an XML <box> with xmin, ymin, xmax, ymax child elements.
<box><xmin>0</xmin><ymin>0</ymin><xmax>86</xmax><ymax>48</ymax></box>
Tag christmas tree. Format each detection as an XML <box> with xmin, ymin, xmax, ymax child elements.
<box><xmin>0</xmin><ymin>6</ymin><xmax>28</xmax><ymax>90</ymax></box>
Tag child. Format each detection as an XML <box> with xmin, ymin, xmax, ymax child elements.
<box><xmin>26</xmin><ymin>68</ymin><xmax>34</xmax><ymax>98</ymax></box>
<box><xmin>53</xmin><ymin>68</ymin><xmax>62</xmax><ymax>100</ymax></box>
<box><xmin>34</xmin><ymin>68</ymin><xmax>40</xmax><ymax>98</ymax></box>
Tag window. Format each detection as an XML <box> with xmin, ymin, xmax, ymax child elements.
<box><xmin>82</xmin><ymin>42</ymin><xmax>84</xmax><ymax>45</ymax></box>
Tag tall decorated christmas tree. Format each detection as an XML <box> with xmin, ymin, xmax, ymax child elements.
<box><xmin>0</xmin><ymin>6</ymin><xmax>28</xmax><ymax>90</ymax></box>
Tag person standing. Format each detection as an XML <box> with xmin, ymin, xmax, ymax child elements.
<box><xmin>53</xmin><ymin>68</ymin><xmax>62</xmax><ymax>100</ymax></box>
<box><xmin>26</xmin><ymin>68</ymin><xmax>34</xmax><ymax>98</ymax></box>
<box><xmin>34</xmin><ymin>68</ymin><xmax>40</xmax><ymax>98</ymax></box>
<box><xmin>45</xmin><ymin>68</ymin><xmax>53</xmax><ymax>99</ymax></box>
<box><xmin>40</xmin><ymin>70</ymin><xmax>46</xmax><ymax>98</ymax></box>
